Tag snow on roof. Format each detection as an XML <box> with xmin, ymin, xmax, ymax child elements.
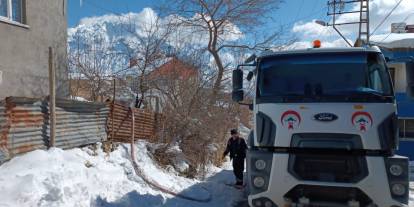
<box><xmin>371</xmin><ymin>33</ymin><xmax>414</xmax><ymax>49</ymax></box>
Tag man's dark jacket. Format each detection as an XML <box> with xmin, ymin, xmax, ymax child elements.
<box><xmin>223</xmin><ymin>137</ymin><xmax>247</xmax><ymax>160</ymax></box>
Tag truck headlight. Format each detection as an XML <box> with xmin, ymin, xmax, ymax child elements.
<box><xmin>391</xmin><ymin>183</ymin><xmax>406</xmax><ymax>196</ymax></box>
<box><xmin>255</xmin><ymin>159</ymin><xmax>266</xmax><ymax>170</ymax></box>
<box><xmin>252</xmin><ymin>198</ymin><xmax>277</xmax><ymax>207</ymax></box>
<box><xmin>389</xmin><ymin>164</ymin><xmax>403</xmax><ymax>176</ymax></box>
<box><xmin>253</xmin><ymin>176</ymin><xmax>265</xmax><ymax>188</ymax></box>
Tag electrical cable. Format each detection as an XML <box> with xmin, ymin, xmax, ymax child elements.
<box><xmin>377</xmin><ymin>12</ymin><xmax>414</xmax><ymax>43</ymax></box>
<box><xmin>371</xmin><ymin>0</ymin><xmax>404</xmax><ymax>36</ymax></box>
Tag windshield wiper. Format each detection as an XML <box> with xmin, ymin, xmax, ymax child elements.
<box><xmin>326</xmin><ymin>89</ymin><xmax>386</xmax><ymax>97</ymax></box>
<box><xmin>324</xmin><ymin>90</ymin><xmax>393</xmax><ymax>102</ymax></box>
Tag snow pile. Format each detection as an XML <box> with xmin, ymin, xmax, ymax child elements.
<box><xmin>0</xmin><ymin>141</ymin><xmax>244</xmax><ymax>207</ymax></box>
<box><xmin>160</xmin><ymin>143</ymin><xmax>190</xmax><ymax>174</ymax></box>
<box><xmin>70</xmin><ymin>96</ymin><xmax>90</xmax><ymax>102</ymax></box>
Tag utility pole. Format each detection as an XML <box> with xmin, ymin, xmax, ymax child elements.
<box><xmin>327</xmin><ymin>0</ymin><xmax>370</xmax><ymax>46</ymax></box>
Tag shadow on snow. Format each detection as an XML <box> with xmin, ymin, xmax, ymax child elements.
<box><xmin>93</xmin><ymin>170</ymin><xmax>248</xmax><ymax>207</ymax></box>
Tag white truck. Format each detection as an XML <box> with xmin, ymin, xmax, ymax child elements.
<box><xmin>232</xmin><ymin>46</ymin><xmax>412</xmax><ymax>207</ymax></box>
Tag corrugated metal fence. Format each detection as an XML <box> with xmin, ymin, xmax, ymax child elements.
<box><xmin>107</xmin><ymin>103</ymin><xmax>156</xmax><ymax>143</ymax></box>
<box><xmin>1</xmin><ymin>97</ymin><xmax>49</xmax><ymax>158</ymax></box>
<box><xmin>0</xmin><ymin>97</ymin><xmax>158</xmax><ymax>164</ymax></box>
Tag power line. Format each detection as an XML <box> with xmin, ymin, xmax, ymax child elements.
<box><xmin>326</xmin><ymin>0</ymin><xmax>370</xmax><ymax>46</ymax></box>
<box><xmin>370</xmin><ymin>0</ymin><xmax>404</xmax><ymax>36</ymax></box>
<box><xmin>283</xmin><ymin>6</ymin><xmax>328</xmax><ymax>27</ymax></box>
<box><xmin>294</xmin><ymin>0</ymin><xmax>305</xmax><ymax>23</ymax></box>
<box><xmin>378</xmin><ymin>12</ymin><xmax>414</xmax><ymax>43</ymax></box>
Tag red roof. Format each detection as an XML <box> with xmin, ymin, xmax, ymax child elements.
<box><xmin>148</xmin><ymin>57</ymin><xmax>198</xmax><ymax>80</ymax></box>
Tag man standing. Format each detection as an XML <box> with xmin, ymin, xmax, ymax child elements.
<box><xmin>223</xmin><ymin>129</ymin><xmax>247</xmax><ymax>188</ymax></box>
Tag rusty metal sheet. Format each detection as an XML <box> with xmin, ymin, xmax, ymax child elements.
<box><xmin>107</xmin><ymin>103</ymin><xmax>156</xmax><ymax>143</ymax></box>
<box><xmin>5</xmin><ymin>98</ymin><xmax>48</xmax><ymax>159</ymax></box>
<box><xmin>0</xmin><ymin>97</ymin><xmax>110</xmax><ymax>164</ymax></box>
<box><xmin>0</xmin><ymin>104</ymin><xmax>7</xmax><ymax>163</ymax></box>
<box><xmin>0</xmin><ymin>97</ymin><xmax>157</xmax><ymax>164</ymax></box>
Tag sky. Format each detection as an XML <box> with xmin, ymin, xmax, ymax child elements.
<box><xmin>68</xmin><ymin>0</ymin><xmax>328</xmax><ymax>28</ymax></box>
<box><xmin>68</xmin><ymin>0</ymin><xmax>414</xmax><ymax>48</ymax></box>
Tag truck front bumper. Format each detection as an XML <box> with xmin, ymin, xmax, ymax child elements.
<box><xmin>247</xmin><ymin>153</ymin><xmax>409</xmax><ymax>207</ymax></box>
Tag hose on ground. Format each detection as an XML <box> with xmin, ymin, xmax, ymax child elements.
<box><xmin>127</xmin><ymin>107</ymin><xmax>212</xmax><ymax>203</ymax></box>
<box><xmin>129</xmin><ymin>157</ymin><xmax>212</xmax><ymax>203</ymax></box>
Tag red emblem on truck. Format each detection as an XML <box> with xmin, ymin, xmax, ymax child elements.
<box><xmin>351</xmin><ymin>111</ymin><xmax>373</xmax><ymax>132</ymax></box>
<box><xmin>281</xmin><ymin>110</ymin><xmax>301</xmax><ymax>130</ymax></box>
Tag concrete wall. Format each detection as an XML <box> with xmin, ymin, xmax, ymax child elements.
<box><xmin>388</xmin><ymin>62</ymin><xmax>407</xmax><ymax>93</ymax></box>
<box><xmin>0</xmin><ymin>0</ymin><xmax>68</xmax><ymax>99</ymax></box>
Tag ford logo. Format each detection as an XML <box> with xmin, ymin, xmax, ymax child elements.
<box><xmin>314</xmin><ymin>113</ymin><xmax>338</xmax><ymax>122</ymax></box>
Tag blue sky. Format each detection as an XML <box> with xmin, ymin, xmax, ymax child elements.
<box><xmin>68</xmin><ymin>0</ymin><xmax>328</xmax><ymax>28</ymax></box>
<box><xmin>68</xmin><ymin>0</ymin><xmax>414</xmax><ymax>47</ymax></box>
<box><xmin>68</xmin><ymin>0</ymin><xmax>156</xmax><ymax>27</ymax></box>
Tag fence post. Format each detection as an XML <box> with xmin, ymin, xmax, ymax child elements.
<box><xmin>130</xmin><ymin>107</ymin><xmax>136</xmax><ymax>161</ymax></box>
<box><xmin>48</xmin><ymin>47</ymin><xmax>56</xmax><ymax>148</ymax></box>
<box><xmin>111</xmin><ymin>79</ymin><xmax>115</xmax><ymax>143</ymax></box>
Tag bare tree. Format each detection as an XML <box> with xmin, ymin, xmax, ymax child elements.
<box><xmin>120</xmin><ymin>15</ymin><xmax>176</xmax><ymax>106</ymax></box>
<box><xmin>160</xmin><ymin>0</ymin><xmax>285</xmax><ymax>98</ymax></box>
<box><xmin>68</xmin><ymin>30</ymin><xmax>129</xmax><ymax>102</ymax></box>
<box><xmin>148</xmin><ymin>52</ymin><xmax>245</xmax><ymax>177</ymax></box>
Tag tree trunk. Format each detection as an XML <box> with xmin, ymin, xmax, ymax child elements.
<box><xmin>210</xmin><ymin>49</ymin><xmax>225</xmax><ymax>101</ymax></box>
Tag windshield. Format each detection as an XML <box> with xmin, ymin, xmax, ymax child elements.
<box><xmin>257</xmin><ymin>52</ymin><xmax>394</xmax><ymax>102</ymax></box>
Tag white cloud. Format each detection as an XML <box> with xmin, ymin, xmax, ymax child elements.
<box><xmin>291</xmin><ymin>0</ymin><xmax>414</xmax><ymax>48</ymax></box>
<box><xmin>292</xmin><ymin>20</ymin><xmax>348</xmax><ymax>39</ymax></box>
<box><xmin>284</xmin><ymin>38</ymin><xmax>350</xmax><ymax>50</ymax></box>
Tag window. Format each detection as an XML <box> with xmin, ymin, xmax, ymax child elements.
<box><xmin>366</xmin><ymin>53</ymin><xmax>393</xmax><ymax>95</ymax></box>
<box><xmin>0</xmin><ymin>0</ymin><xmax>25</xmax><ymax>24</ymax></box>
<box><xmin>257</xmin><ymin>52</ymin><xmax>393</xmax><ymax>102</ymax></box>
<box><xmin>399</xmin><ymin>119</ymin><xmax>414</xmax><ymax>139</ymax></box>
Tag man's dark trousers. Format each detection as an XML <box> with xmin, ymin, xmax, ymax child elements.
<box><xmin>233</xmin><ymin>157</ymin><xmax>244</xmax><ymax>185</ymax></box>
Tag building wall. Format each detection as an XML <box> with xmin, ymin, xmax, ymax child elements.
<box><xmin>0</xmin><ymin>0</ymin><xmax>68</xmax><ymax>99</ymax></box>
<box><xmin>388</xmin><ymin>62</ymin><xmax>407</xmax><ymax>93</ymax></box>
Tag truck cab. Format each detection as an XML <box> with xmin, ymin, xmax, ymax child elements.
<box><xmin>233</xmin><ymin>47</ymin><xmax>411</xmax><ymax>207</ymax></box>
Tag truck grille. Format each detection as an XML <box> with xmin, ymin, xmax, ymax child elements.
<box><xmin>288</xmin><ymin>133</ymin><xmax>368</xmax><ymax>183</ymax></box>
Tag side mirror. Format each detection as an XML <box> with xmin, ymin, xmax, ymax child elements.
<box><xmin>406</xmin><ymin>62</ymin><xmax>414</xmax><ymax>98</ymax></box>
<box><xmin>246</xmin><ymin>71</ymin><xmax>254</xmax><ymax>81</ymax></box>
<box><xmin>232</xmin><ymin>69</ymin><xmax>244</xmax><ymax>102</ymax></box>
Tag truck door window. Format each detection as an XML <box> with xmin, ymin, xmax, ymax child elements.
<box><xmin>367</xmin><ymin>53</ymin><xmax>392</xmax><ymax>95</ymax></box>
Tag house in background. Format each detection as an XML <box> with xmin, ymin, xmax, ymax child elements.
<box><xmin>0</xmin><ymin>0</ymin><xmax>68</xmax><ymax>99</ymax></box>
<box><xmin>375</xmin><ymin>23</ymin><xmax>414</xmax><ymax>160</ymax></box>
<box><xmin>142</xmin><ymin>57</ymin><xmax>199</xmax><ymax>112</ymax></box>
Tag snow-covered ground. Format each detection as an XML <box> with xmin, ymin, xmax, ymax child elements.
<box><xmin>0</xmin><ymin>139</ymin><xmax>413</xmax><ymax>207</ymax></box>
<box><xmin>0</xmin><ymin>141</ymin><xmax>245</xmax><ymax>207</ymax></box>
